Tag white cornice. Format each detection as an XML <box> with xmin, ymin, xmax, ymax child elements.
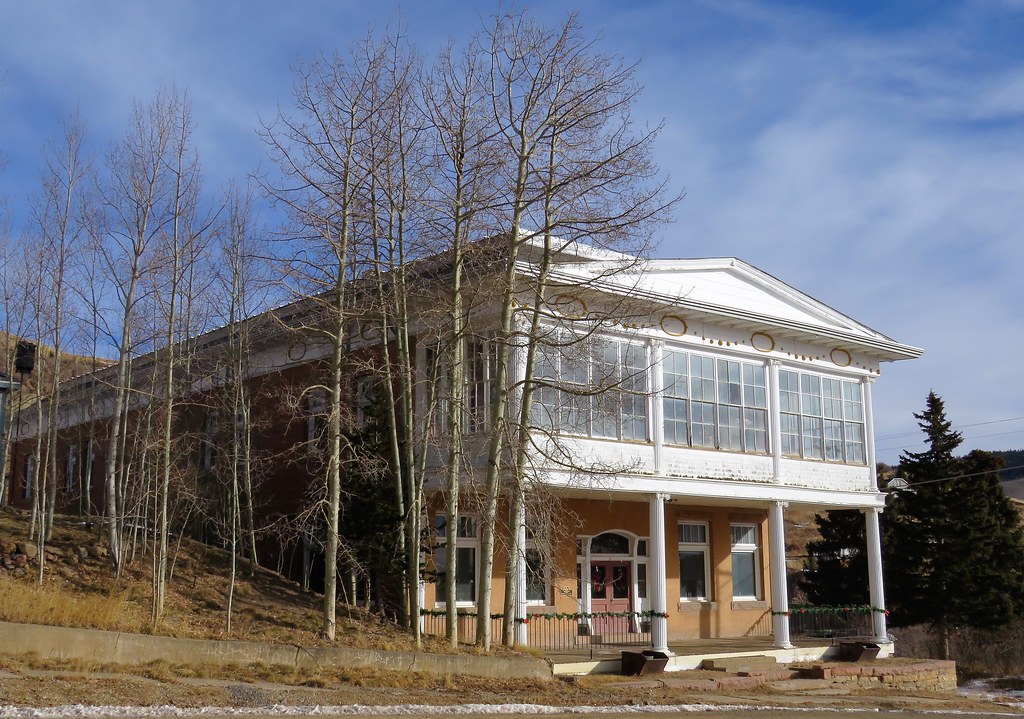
<box><xmin>537</xmin><ymin>470</ymin><xmax>887</xmax><ymax>510</ymax></box>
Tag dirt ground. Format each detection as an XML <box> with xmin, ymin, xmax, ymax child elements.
<box><xmin>0</xmin><ymin>659</ymin><xmax>1020</xmax><ymax>715</ymax></box>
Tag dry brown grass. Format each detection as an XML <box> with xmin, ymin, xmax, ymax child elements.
<box><xmin>0</xmin><ymin>508</ymin><xmax>453</xmax><ymax>653</ymax></box>
<box><xmin>893</xmin><ymin>622</ymin><xmax>1024</xmax><ymax>677</ymax></box>
<box><xmin>0</xmin><ymin>573</ymin><xmax>135</xmax><ymax>631</ymax></box>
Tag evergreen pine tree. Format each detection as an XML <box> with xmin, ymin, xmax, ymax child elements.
<box><xmin>799</xmin><ymin>510</ymin><xmax>869</xmax><ymax>606</ymax></box>
<box><xmin>885</xmin><ymin>392</ymin><xmax>1024</xmax><ymax>659</ymax></box>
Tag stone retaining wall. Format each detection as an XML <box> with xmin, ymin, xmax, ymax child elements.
<box><xmin>660</xmin><ymin>661</ymin><xmax>957</xmax><ymax>693</ymax></box>
<box><xmin>803</xmin><ymin>660</ymin><xmax>958</xmax><ymax>692</ymax></box>
<box><xmin>0</xmin><ymin>621</ymin><xmax>552</xmax><ymax>681</ymax></box>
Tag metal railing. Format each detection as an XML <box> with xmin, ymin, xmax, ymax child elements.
<box><xmin>420</xmin><ymin>610</ymin><xmax>655</xmax><ymax>652</ymax></box>
<box><xmin>524</xmin><ymin>612</ymin><xmax>652</xmax><ymax>651</ymax></box>
<box><xmin>787</xmin><ymin>605</ymin><xmax>876</xmax><ymax>641</ymax></box>
<box><xmin>420</xmin><ymin>611</ymin><xmax>502</xmax><ymax>641</ymax></box>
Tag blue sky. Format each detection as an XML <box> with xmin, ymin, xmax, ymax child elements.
<box><xmin>1</xmin><ymin>0</ymin><xmax>1022</xmax><ymax>463</ymax></box>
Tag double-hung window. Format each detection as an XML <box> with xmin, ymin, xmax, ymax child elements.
<box><xmin>662</xmin><ymin>350</ymin><xmax>768</xmax><ymax>454</ymax></box>
<box><xmin>424</xmin><ymin>345</ymin><xmax>446</xmax><ymax>437</ymax></box>
<box><xmin>730</xmin><ymin>523</ymin><xmax>760</xmax><ymax>600</ymax></box>
<box><xmin>524</xmin><ymin>526</ymin><xmax>550</xmax><ymax>605</ymax></box>
<box><xmin>435</xmin><ymin>514</ymin><xmax>479</xmax><ymax>604</ymax></box>
<box><xmin>678</xmin><ymin>522</ymin><xmax>710</xmax><ymax>601</ymax></box>
<box><xmin>202</xmin><ymin>410</ymin><xmax>219</xmax><ymax>470</ymax></box>
<box><xmin>779</xmin><ymin>370</ymin><xmax>865</xmax><ymax>464</ymax></box>
<box><xmin>423</xmin><ymin>340</ymin><xmax>497</xmax><ymax>436</ymax></box>
<box><xmin>306</xmin><ymin>392</ymin><xmax>327</xmax><ymax>455</ymax></box>
<box><xmin>24</xmin><ymin>454</ymin><xmax>35</xmax><ymax>499</ymax></box>
<box><xmin>65</xmin><ymin>445</ymin><xmax>78</xmax><ymax>495</ymax></box>
<box><xmin>465</xmin><ymin>341</ymin><xmax>496</xmax><ymax>433</ymax></box>
<box><xmin>353</xmin><ymin>377</ymin><xmax>377</xmax><ymax>428</ymax></box>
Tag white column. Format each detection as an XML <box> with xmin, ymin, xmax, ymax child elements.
<box><xmin>768</xmin><ymin>360</ymin><xmax>783</xmax><ymax>482</ymax></box>
<box><xmin>650</xmin><ymin>340</ymin><xmax>665</xmax><ymax>475</ymax></box>
<box><xmin>514</xmin><ymin>499</ymin><xmax>528</xmax><ymax>646</ymax></box>
<box><xmin>580</xmin><ymin>541</ymin><xmax>592</xmax><ymax>635</ymax></box>
<box><xmin>864</xmin><ymin>507</ymin><xmax>888</xmax><ymax>643</ymax></box>
<box><xmin>768</xmin><ymin>500</ymin><xmax>793</xmax><ymax>649</ymax></box>
<box><xmin>862</xmin><ymin>377</ymin><xmax>878</xmax><ymax>489</ymax></box>
<box><xmin>648</xmin><ymin>492</ymin><xmax>670</xmax><ymax>653</ymax></box>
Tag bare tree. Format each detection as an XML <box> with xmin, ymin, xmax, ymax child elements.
<box><xmin>468</xmin><ymin>11</ymin><xmax>677</xmax><ymax>648</ymax></box>
<box><xmin>421</xmin><ymin>38</ymin><xmax>501</xmax><ymax>646</ymax></box>
<box><xmin>96</xmin><ymin>90</ymin><xmax>186</xmax><ymax>576</ymax></box>
<box><xmin>150</xmin><ymin>92</ymin><xmax>210</xmax><ymax>626</ymax></box>
<box><xmin>26</xmin><ymin>113</ymin><xmax>90</xmax><ymax>579</ymax></box>
<box><xmin>211</xmin><ymin>180</ymin><xmax>271</xmax><ymax>633</ymax></box>
<box><xmin>260</xmin><ymin>44</ymin><xmax>379</xmax><ymax>639</ymax></box>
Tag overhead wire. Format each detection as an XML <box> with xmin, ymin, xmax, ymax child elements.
<box><xmin>888</xmin><ymin>463</ymin><xmax>1024</xmax><ymax>489</ymax></box>
<box><xmin>875</xmin><ymin>427</ymin><xmax>1024</xmax><ymax>454</ymax></box>
<box><xmin>875</xmin><ymin>416</ymin><xmax>1024</xmax><ymax>441</ymax></box>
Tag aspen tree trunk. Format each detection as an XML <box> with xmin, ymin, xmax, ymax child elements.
<box><xmin>423</xmin><ymin>41</ymin><xmax>494</xmax><ymax>649</ymax></box>
<box><xmin>100</xmin><ymin>94</ymin><xmax>177</xmax><ymax>577</ymax></box>
<box><xmin>154</xmin><ymin>94</ymin><xmax>206</xmax><ymax>627</ymax></box>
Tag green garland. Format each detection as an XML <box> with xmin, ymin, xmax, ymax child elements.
<box><xmin>515</xmin><ymin>610</ymin><xmax>669</xmax><ymax>625</ymax></box>
<box><xmin>419</xmin><ymin>609</ymin><xmax>503</xmax><ymax>619</ymax></box>
<box><xmin>771</xmin><ymin>605</ymin><xmax>890</xmax><ymax>617</ymax></box>
<box><xmin>418</xmin><ymin>608</ymin><xmax>669</xmax><ymax>625</ymax></box>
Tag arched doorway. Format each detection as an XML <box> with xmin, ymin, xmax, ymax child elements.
<box><xmin>580</xmin><ymin>530</ymin><xmax>647</xmax><ymax>637</ymax></box>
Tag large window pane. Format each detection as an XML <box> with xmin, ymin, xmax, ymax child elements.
<box><xmin>455</xmin><ymin>546</ymin><xmax>476</xmax><ymax>602</ymax></box>
<box><xmin>802</xmin><ymin>416</ymin><xmax>824</xmax><ymax>460</ymax></box>
<box><xmin>731</xmin><ymin>552</ymin><xmax>756</xmax><ymax>598</ymax></box>
<box><xmin>845</xmin><ymin>422</ymin><xmax>865</xmax><ymax>464</ymax></box>
<box><xmin>690</xmin><ymin>355</ymin><xmax>715</xmax><ymax>401</ymax></box>
<box><xmin>664</xmin><ymin>397</ymin><xmax>688</xmax><ymax>445</ymax></box>
<box><xmin>822</xmin><ymin>378</ymin><xmax>843</xmax><ymax>419</ymax></box>
<box><xmin>691</xmin><ymin>401</ymin><xmax>716</xmax><ymax>447</ymax></box>
<box><xmin>744</xmin><ymin>408</ymin><xmax>768</xmax><ymax>453</ymax></box>
<box><xmin>781</xmin><ymin>413</ymin><xmax>801</xmax><ymax>456</ymax></box>
<box><xmin>679</xmin><ymin>551</ymin><xmax>707</xmax><ymax>599</ymax></box>
<box><xmin>743</xmin><ymin>363</ymin><xmax>767</xmax><ymax>408</ymax></box>
<box><xmin>779</xmin><ymin>371</ymin><xmax>800</xmax><ymax>412</ymax></box>
<box><xmin>717</xmin><ymin>359</ymin><xmax>742</xmax><ymax>405</ymax></box>
<box><xmin>525</xmin><ymin>548</ymin><xmax>546</xmax><ymax>603</ymax></box>
<box><xmin>664</xmin><ymin>351</ymin><xmax>688</xmax><ymax>398</ymax></box>
<box><xmin>730</xmin><ymin>523</ymin><xmax>758</xmax><ymax>600</ymax></box>
<box><xmin>824</xmin><ymin>419</ymin><xmax>844</xmax><ymax>461</ymax></box>
<box><xmin>718</xmin><ymin>404</ymin><xmax>742</xmax><ymax>450</ymax></box>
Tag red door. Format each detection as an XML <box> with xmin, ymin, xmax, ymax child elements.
<box><xmin>591</xmin><ymin>561</ymin><xmax>631</xmax><ymax>637</ymax></box>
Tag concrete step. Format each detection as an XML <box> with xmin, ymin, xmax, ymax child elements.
<box><xmin>702</xmin><ymin>655</ymin><xmax>780</xmax><ymax>673</ymax></box>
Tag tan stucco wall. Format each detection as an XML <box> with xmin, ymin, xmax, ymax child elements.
<box><xmin>424</xmin><ymin>492</ymin><xmax>774</xmax><ymax>642</ymax></box>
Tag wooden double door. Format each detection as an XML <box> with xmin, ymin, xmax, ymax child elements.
<box><xmin>590</xmin><ymin>560</ymin><xmax>631</xmax><ymax>635</ymax></box>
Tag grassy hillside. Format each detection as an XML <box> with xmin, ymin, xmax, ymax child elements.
<box><xmin>0</xmin><ymin>506</ymin><xmax>434</xmax><ymax>652</ymax></box>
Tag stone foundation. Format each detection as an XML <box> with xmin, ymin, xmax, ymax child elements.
<box><xmin>802</xmin><ymin>660</ymin><xmax>958</xmax><ymax>693</ymax></box>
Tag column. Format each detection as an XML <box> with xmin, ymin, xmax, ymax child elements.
<box><xmin>768</xmin><ymin>500</ymin><xmax>793</xmax><ymax>649</ymax></box>
<box><xmin>864</xmin><ymin>507</ymin><xmax>888</xmax><ymax>643</ymax></box>
<box><xmin>768</xmin><ymin>360</ymin><xmax>783</xmax><ymax>482</ymax></box>
<box><xmin>580</xmin><ymin>540</ymin><xmax>592</xmax><ymax>635</ymax></box>
<box><xmin>648</xmin><ymin>492</ymin><xmax>670</xmax><ymax>654</ymax></box>
<box><xmin>862</xmin><ymin>377</ymin><xmax>878</xmax><ymax>489</ymax></box>
<box><xmin>650</xmin><ymin>340</ymin><xmax>665</xmax><ymax>474</ymax></box>
<box><xmin>514</xmin><ymin>499</ymin><xmax>528</xmax><ymax>646</ymax></box>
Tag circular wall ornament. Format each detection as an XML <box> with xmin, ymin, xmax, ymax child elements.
<box><xmin>660</xmin><ymin>315</ymin><xmax>688</xmax><ymax>337</ymax></box>
<box><xmin>751</xmin><ymin>332</ymin><xmax>775</xmax><ymax>352</ymax></box>
<box><xmin>550</xmin><ymin>293</ymin><xmax>588</xmax><ymax>320</ymax></box>
<box><xmin>287</xmin><ymin>340</ymin><xmax>307</xmax><ymax>362</ymax></box>
<box><xmin>830</xmin><ymin>348</ymin><xmax>852</xmax><ymax>367</ymax></box>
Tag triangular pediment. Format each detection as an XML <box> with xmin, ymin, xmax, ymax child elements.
<box><xmin>637</xmin><ymin>259</ymin><xmax>878</xmax><ymax>338</ymax></box>
<box><xmin>535</xmin><ymin>255</ymin><xmax>921</xmax><ymax>360</ymax></box>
